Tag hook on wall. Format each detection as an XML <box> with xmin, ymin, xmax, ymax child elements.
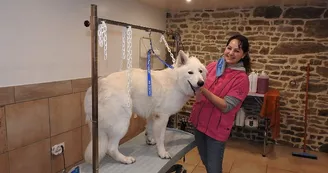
<box><xmin>84</xmin><ymin>20</ymin><xmax>90</xmax><ymax>27</ymax></box>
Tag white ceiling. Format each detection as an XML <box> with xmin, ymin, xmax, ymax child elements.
<box><xmin>138</xmin><ymin>0</ymin><xmax>310</xmax><ymax>11</ymax></box>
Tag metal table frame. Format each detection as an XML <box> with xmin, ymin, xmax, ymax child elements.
<box><xmin>245</xmin><ymin>92</ymin><xmax>271</xmax><ymax>157</ymax></box>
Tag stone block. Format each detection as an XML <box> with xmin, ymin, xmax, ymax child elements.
<box><xmin>249</xmin><ymin>20</ymin><xmax>270</xmax><ymax>25</ymax></box>
<box><xmin>253</xmin><ymin>6</ymin><xmax>282</xmax><ymax>18</ymax></box>
<box><xmin>283</xmin><ymin>7</ymin><xmax>325</xmax><ymax>18</ymax></box>
<box><xmin>316</xmin><ymin>66</ymin><xmax>328</xmax><ymax>78</ymax></box>
<box><xmin>318</xmin><ymin>109</ymin><xmax>328</xmax><ymax>117</ymax></box>
<box><xmin>304</xmin><ymin>19</ymin><xmax>328</xmax><ymax>38</ymax></box>
<box><xmin>271</xmin><ymin>42</ymin><xmax>328</xmax><ymax>55</ymax></box>
<box><xmin>211</xmin><ymin>12</ymin><xmax>239</xmax><ymax>18</ymax></box>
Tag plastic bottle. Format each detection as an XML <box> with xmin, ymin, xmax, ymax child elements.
<box><xmin>248</xmin><ymin>72</ymin><xmax>253</xmax><ymax>93</ymax></box>
<box><xmin>257</xmin><ymin>71</ymin><xmax>269</xmax><ymax>94</ymax></box>
<box><xmin>253</xmin><ymin>72</ymin><xmax>258</xmax><ymax>93</ymax></box>
<box><xmin>248</xmin><ymin>71</ymin><xmax>258</xmax><ymax>93</ymax></box>
<box><xmin>239</xmin><ymin>107</ymin><xmax>246</xmax><ymax>126</ymax></box>
<box><xmin>235</xmin><ymin>107</ymin><xmax>246</xmax><ymax>127</ymax></box>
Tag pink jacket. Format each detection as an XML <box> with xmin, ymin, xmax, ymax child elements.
<box><xmin>189</xmin><ymin>61</ymin><xmax>249</xmax><ymax>142</ymax></box>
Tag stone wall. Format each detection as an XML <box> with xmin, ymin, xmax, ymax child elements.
<box><xmin>166</xmin><ymin>1</ymin><xmax>328</xmax><ymax>151</ymax></box>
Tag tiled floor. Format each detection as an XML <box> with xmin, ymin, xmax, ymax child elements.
<box><xmin>176</xmin><ymin>139</ymin><xmax>328</xmax><ymax>173</ymax></box>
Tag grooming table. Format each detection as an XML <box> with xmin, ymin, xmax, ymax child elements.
<box><xmin>79</xmin><ymin>128</ymin><xmax>195</xmax><ymax>173</ymax></box>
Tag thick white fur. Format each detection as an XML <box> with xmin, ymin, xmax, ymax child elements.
<box><xmin>83</xmin><ymin>50</ymin><xmax>207</xmax><ymax>164</ymax></box>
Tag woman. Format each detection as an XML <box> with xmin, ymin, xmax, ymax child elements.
<box><xmin>189</xmin><ymin>34</ymin><xmax>251</xmax><ymax>173</ymax></box>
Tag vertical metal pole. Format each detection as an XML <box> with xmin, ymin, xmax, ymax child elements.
<box><xmin>90</xmin><ymin>4</ymin><xmax>99</xmax><ymax>173</ymax></box>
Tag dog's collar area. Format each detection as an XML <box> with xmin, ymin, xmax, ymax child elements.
<box><xmin>187</xmin><ymin>80</ymin><xmax>196</xmax><ymax>95</ymax></box>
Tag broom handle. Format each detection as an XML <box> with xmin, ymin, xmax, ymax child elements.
<box><xmin>303</xmin><ymin>63</ymin><xmax>310</xmax><ymax>152</ymax></box>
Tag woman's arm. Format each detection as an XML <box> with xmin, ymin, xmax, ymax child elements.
<box><xmin>200</xmin><ymin>87</ymin><xmax>227</xmax><ymax>111</ymax></box>
<box><xmin>200</xmin><ymin>74</ymin><xmax>249</xmax><ymax>113</ymax></box>
<box><xmin>195</xmin><ymin>90</ymin><xmax>202</xmax><ymax>101</ymax></box>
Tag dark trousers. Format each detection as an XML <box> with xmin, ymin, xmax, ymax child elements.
<box><xmin>194</xmin><ymin>128</ymin><xmax>226</xmax><ymax>173</ymax></box>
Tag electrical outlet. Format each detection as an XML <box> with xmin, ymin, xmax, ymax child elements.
<box><xmin>51</xmin><ymin>142</ymin><xmax>65</xmax><ymax>155</ymax></box>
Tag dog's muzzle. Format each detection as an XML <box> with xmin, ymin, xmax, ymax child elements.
<box><xmin>188</xmin><ymin>80</ymin><xmax>204</xmax><ymax>95</ymax></box>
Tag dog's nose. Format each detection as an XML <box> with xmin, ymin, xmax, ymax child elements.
<box><xmin>197</xmin><ymin>81</ymin><xmax>204</xmax><ymax>87</ymax></box>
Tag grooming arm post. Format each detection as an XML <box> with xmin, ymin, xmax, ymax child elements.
<box><xmin>90</xmin><ymin>4</ymin><xmax>99</xmax><ymax>173</ymax></box>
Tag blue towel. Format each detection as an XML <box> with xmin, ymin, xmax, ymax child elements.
<box><xmin>216</xmin><ymin>57</ymin><xmax>226</xmax><ymax>77</ymax></box>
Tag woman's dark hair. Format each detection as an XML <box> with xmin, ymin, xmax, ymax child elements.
<box><xmin>226</xmin><ymin>34</ymin><xmax>252</xmax><ymax>74</ymax></box>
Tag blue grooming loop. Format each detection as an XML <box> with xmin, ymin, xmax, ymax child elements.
<box><xmin>79</xmin><ymin>128</ymin><xmax>195</xmax><ymax>173</ymax></box>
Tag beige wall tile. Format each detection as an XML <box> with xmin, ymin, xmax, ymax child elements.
<box><xmin>120</xmin><ymin>115</ymin><xmax>146</xmax><ymax>144</ymax></box>
<box><xmin>5</xmin><ymin>99</ymin><xmax>50</xmax><ymax>151</ymax></box>
<box><xmin>0</xmin><ymin>87</ymin><xmax>15</xmax><ymax>106</ymax></box>
<box><xmin>49</xmin><ymin>93</ymin><xmax>82</xmax><ymax>136</ymax></box>
<box><xmin>51</xmin><ymin>127</ymin><xmax>83</xmax><ymax>173</ymax></box>
<box><xmin>15</xmin><ymin>81</ymin><xmax>72</xmax><ymax>102</ymax></box>
<box><xmin>72</xmin><ymin>78</ymin><xmax>91</xmax><ymax>93</ymax></box>
<box><xmin>9</xmin><ymin>138</ymin><xmax>51</xmax><ymax>173</ymax></box>
<box><xmin>0</xmin><ymin>107</ymin><xmax>7</xmax><ymax>154</ymax></box>
<box><xmin>0</xmin><ymin>152</ymin><xmax>9</xmax><ymax>173</ymax></box>
<box><xmin>80</xmin><ymin>92</ymin><xmax>87</xmax><ymax>125</ymax></box>
<box><xmin>81</xmin><ymin>124</ymin><xmax>90</xmax><ymax>155</ymax></box>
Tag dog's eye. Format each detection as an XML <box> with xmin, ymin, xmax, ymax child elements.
<box><xmin>188</xmin><ymin>71</ymin><xmax>194</xmax><ymax>74</ymax></box>
<box><xmin>199</xmin><ymin>70</ymin><xmax>202</xmax><ymax>73</ymax></box>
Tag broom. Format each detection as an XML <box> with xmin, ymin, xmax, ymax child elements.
<box><xmin>292</xmin><ymin>63</ymin><xmax>318</xmax><ymax>159</ymax></box>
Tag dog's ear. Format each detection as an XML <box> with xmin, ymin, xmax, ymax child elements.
<box><xmin>176</xmin><ymin>50</ymin><xmax>189</xmax><ymax>67</ymax></box>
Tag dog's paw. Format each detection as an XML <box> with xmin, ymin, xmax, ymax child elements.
<box><xmin>146</xmin><ymin>137</ymin><xmax>156</xmax><ymax>145</ymax></box>
<box><xmin>158</xmin><ymin>151</ymin><xmax>171</xmax><ymax>159</ymax></box>
<box><xmin>122</xmin><ymin>156</ymin><xmax>136</xmax><ymax>164</ymax></box>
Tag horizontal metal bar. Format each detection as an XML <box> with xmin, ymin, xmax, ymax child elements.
<box><xmin>84</xmin><ymin>18</ymin><xmax>166</xmax><ymax>34</ymax></box>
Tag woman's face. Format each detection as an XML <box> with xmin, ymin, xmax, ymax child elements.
<box><xmin>223</xmin><ymin>39</ymin><xmax>246</xmax><ymax>65</ymax></box>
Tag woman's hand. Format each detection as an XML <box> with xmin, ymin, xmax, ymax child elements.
<box><xmin>195</xmin><ymin>90</ymin><xmax>202</xmax><ymax>102</ymax></box>
<box><xmin>200</xmin><ymin>87</ymin><xmax>227</xmax><ymax>111</ymax></box>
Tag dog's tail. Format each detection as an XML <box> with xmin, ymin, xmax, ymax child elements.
<box><xmin>84</xmin><ymin>129</ymin><xmax>108</xmax><ymax>164</ymax></box>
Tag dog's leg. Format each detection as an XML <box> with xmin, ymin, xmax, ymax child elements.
<box><xmin>153</xmin><ymin>115</ymin><xmax>171</xmax><ymax>159</ymax></box>
<box><xmin>84</xmin><ymin>128</ymin><xmax>108</xmax><ymax>164</ymax></box>
<box><xmin>107</xmin><ymin>116</ymin><xmax>136</xmax><ymax>164</ymax></box>
<box><xmin>145</xmin><ymin>115</ymin><xmax>156</xmax><ymax>145</ymax></box>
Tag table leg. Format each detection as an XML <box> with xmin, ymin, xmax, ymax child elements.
<box><xmin>262</xmin><ymin>118</ymin><xmax>268</xmax><ymax>157</ymax></box>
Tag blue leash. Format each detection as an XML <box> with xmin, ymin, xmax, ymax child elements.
<box><xmin>147</xmin><ymin>35</ymin><xmax>174</xmax><ymax>96</ymax></box>
<box><xmin>147</xmin><ymin>49</ymin><xmax>152</xmax><ymax>96</ymax></box>
<box><xmin>147</xmin><ymin>49</ymin><xmax>174</xmax><ymax>97</ymax></box>
<box><xmin>151</xmin><ymin>49</ymin><xmax>174</xmax><ymax>69</ymax></box>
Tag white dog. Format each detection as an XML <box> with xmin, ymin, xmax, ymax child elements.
<box><xmin>84</xmin><ymin>50</ymin><xmax>207</xmax><ymax>164</ymax></box>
